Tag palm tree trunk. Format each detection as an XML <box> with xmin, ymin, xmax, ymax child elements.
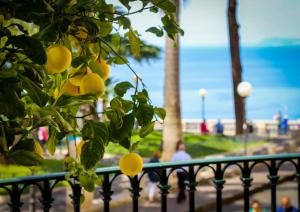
<box><xmin>162</xmin><ymin>0</ymin><xmax>182</xmax><ymax>161</ymax></box>
<box><xmin>227</xmin><ymin>0</ymin><xmax>245</xmax><ymax>135</ymax></box>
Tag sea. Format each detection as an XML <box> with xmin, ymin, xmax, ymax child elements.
<box><xmin>110</xmin><ymin>46</ymin><xmax>300</xmax><ymax>120</ymax></box>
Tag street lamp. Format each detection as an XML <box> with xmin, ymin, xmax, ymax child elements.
<box><xmin>237</xmin><ymin>81</ymin><xmax>253</xmax><ymax>155</ymax></box>
<box><xmin>199</xmin><ymin>88</ymin><xmax>207</xmax><ymax>120</ymax></box>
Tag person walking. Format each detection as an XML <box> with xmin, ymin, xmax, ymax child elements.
<box><xmin>200</xmin><ymin>119</ymin><xmax>209</xmax><ymax>134</ymax></box>
<box><xmin>171</xmin><ymin>141</ymin><xmax>191</xmax><ymax>203</ymax></box>
<box><xmin>250</xmin><ymin>199</ymin><xmax>267</xmax><ymax>212</ymax></box>
<box><xmin>147</xmin><ymin>151</ymin><xmax>161</xmax><ymax>202</ymax></box>
<box><xmin>277</xmin><ymin>196</ymin><xmax>298</xmax><ymax>212</ymax></box>
<box><xmin>214</xmin><ymin>119</ymin><xmax>224</xmax><ymax>136</ymax></box>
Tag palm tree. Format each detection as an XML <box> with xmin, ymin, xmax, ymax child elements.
<box><xmin>227</xmin><ymin>0</ymin><xmax>245</xmax><ymax>135</ymax></box>
<box><xmin>162</xmin><ymin>0</ymin><xmax>183</xmax><ymax>161</ymax></box>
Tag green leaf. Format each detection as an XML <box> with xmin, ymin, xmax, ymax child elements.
<box><xmin>114</xmin><ymin>81</ymin><xmax>134</xmax><ymax>97</ymax></box>
<box><xmin>89</xmin><ymin>60</ymin><xmax>104</xmax><ymax>77</ymax></box>
<box><xmin>82</xmin><ymin>121</ymin><xmax>109</xmax><ymax>144</ymax></box>
<box><xmin>34</xmin><ymin>24</ymin><xmax>58</xmax><ymax>42</ymax></box>
<box><xmin>20</xmin><ymin>75</ymin><xmax>49</xmax><ymax>107</ymax></box>
<box><xmin>106</xmin><ymin>109</ymin><xmax>123</xmax><ymax>129</ymax></box>
<box><xmin>109</xmin><ymin>113</ymin><xmax>135</xmax><ymax>143</ymax></box>
<box><xmin>72</xmin><ymin>56</ymin><xmax>89</xmax><ymax>68</ymax></box>
<box><xmin>80</xmin><ymin>139</ymin><xmax>104</xmax><ymax>170</ymax></box>
<box><xmin>117</xmin><ymin>17</ymin><xmax>131</xmax><ymax>29</ymax></box>
<box><xmin>119</xmin><ymin>137</ymin><xmax>130</xmax><ymax>149</ymax></box>
<box><xmin>99</xmin><ymin>21</ymin><xmax>113</xmax><ymax>37</ymax></box>
<box><xmin>155</xmin><ymin>0</ymin><xmax>176</xmax><ymax>13</ymax></box>
<box><xmin>130</xmin><ymin>141</ymin><xmax>140</xmax><ymax>152</ymax></box>
<box><xmin>154</xmin><ymin>107</ymin><xmax>166</xmax><ymax>120</ymax></box>
<box><xmin>161</xmin><ymin>15</ymin><xmax>184</xmax><ymax>39</ymax></box>
<box><xmin>136</xmin><ymin>104</ymin><xmax>154</xmax><ymax>126</ymax></box>
<box><xmin>7</xmin><ymin>35</ymin><xmax>46</xmax><ymax>65</ymax></box>
<box><xmin>146</xmin><ymin>27</ymin><xmax>164</xmax><ymax>37</ymax></box>
<box><xmin>11</xmin><ymin>139</ymin><xmax>35</xmax><ymax>152</ymax></box>
<box><xmin>0</xmin><ymin>125</ymin><xmax>8</xmax><ymax>153</ymax></box>
<box><xmin>150</xmin><ymin>7</ymin><xmax>159</xmax><ymax>13</ymax></box>
<box><xmin>54</xmin><ymin>111</ymin><xmax>73</xmax><ymax>132</ymax></box>
<box><xmin>46</xmin><ymin>128</ymin><xmax>57</xmax><ymax>155</ymax></box>
<box><xmin>9</xmin><ymin>150</ymin><xmax>43</xmax><ymax>166</ymax></box>
<box><xmin>75</xmin><ymin>17</ymin><xmax>99</xmax><ymax>36</ymax></box>
<box><xmin>139</xmin><ymin>122</ymin><xmax>154</xmax><ymax>138</ymax></box>
<box><xmin>79</xmin><ymin>173</ymin><xmax>95</xmax><ymax>192</ymax></box>
<box><xmin>0</xmin><ymin>69</ymin><xmax>18</xmax><ymax>79</ymax></box>
<box><xmin>132</xmin><ymin>90</ymin><xmax>149</xmax><ymax>104</ymax></box>
<box><xmin>119</xmin><ymin>0</ymin><xmax>131</xmax><ymax>9</ymax></box>
<box><xmin>110</xmin><ymin>56</ymin><xmax>128</xmax><ymax>65</ymax></box>
<box><xmin>110</xmin><ymin>97</ymin><xmax>122</xmax><ymax>110</ymax></box>
<box><xmin>120</xmin><ymin>99</ymin><xmax>133</xmax><ymax>113</ymax></box>
<box><xmin>32</xmin><ymin>115</ymin><xmax>60</xmax><ymax>131</ymax></box>
<box><xmin>128</xmin><ymin>29</ymin><xmax>140</xmax><ymax>57</ymax></box>
<box><xmin>55</xmin><ymin>94</ymin><xmax>97</xmax><ymax>107</ymax></box>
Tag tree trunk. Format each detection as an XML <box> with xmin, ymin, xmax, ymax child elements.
<box><xmin>162</xmin><ymin>0</ymin><xmax>182</xmax><ymax>162</ymax></box>
<box><xmin>227</xmin><ymin>0</ymin><xmax>245</xmax><ymax>135</ymax></box>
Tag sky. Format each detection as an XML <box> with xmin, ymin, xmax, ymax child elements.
<box><xmin>125</xmin><ymin>0</ymin><xmax>300</xmax><ymax>47</ymax></box>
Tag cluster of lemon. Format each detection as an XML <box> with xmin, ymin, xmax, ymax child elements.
<box><xmin>44</xmin><ymin>44</ymin><xmax>110</xmax><ymax>98</ymax></box>
<box><xmin>44</xmin><ymin>41</ymin><xmax>143</xmax><ymax>178</ymax></box>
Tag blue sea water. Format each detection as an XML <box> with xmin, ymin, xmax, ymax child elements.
<box><xmin>110</xmin><ymin>46</ymin><xmax>300</xmax><ymax>120</ymax></box>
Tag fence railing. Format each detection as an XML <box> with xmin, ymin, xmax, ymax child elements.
<box><xmin>0</xmin><ymin>153</ymin><xmax>300</xmax><ymax>212</ymax></box>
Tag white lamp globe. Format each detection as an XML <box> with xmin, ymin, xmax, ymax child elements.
<box><xmin>199</xmin><ymin>88</ymin><xmax>207</xmax><ymax>97</ymax></box>
<box><xmin>237</xmin><ymin>81</ymin><xmax>253</xmax><ymax>97</ymax></box>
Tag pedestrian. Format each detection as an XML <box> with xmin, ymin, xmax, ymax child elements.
<box><xmin>250</xmin><ymin>199</ymin><xmax>267</xmax><ymax>212</ymax></box>
<box><xmin>200</xmin><ymin>119</ymin><xmax>209</xmax><ymax>134</ymax></box>
<box><xmin>147</xmin><ymin>151</ymin><xmax>161</xmax><ymax>202</ymax></box>
<box><xmin>277</xmin><ymin>196</ymin><xmax>298</xmax><ymax>212</ymax></box>
<box><xmin>282</xmin><ymin>115</ymin><xmax>289</xmax><ymax>135</ymax></box>
<box><xmin>214</xmin><ymin>119</ymin><xmax>224</xmax><ymax>136</ymax></box>
<box><xmin>171</xmin><ymin>141</ymin><xmax>191</xmax><ymax>204</ymax></box>
<box><xmin>37</xmin><ymin>127</ymin><xmax>48</xmax><ymax>151</ymax></box>
<box><xmin>274</xmin><ymin>111</ymin><xmax>282</xmax><ymax>134</ymax></box>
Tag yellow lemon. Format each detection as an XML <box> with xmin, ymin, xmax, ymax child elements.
<box><xmin>119</xmin><ymin>153</ymin><xmax>143</xmax><ymax>178</ymax></box>
<box><xmin>69</xmin><ymin>67</ymin><xmax>92</xmax><ymax>86</ymax></box>
<box><xmin>80</xmin><ymin>73</ymin><xmax>105</xmax><ymax>96</ymax></box>
<box><xmin>34</xmin><ymin>140</ymin><xmax>44</xmax><ymax>158</ymax></box>
<box><xmin>45</xmin><ymin>45</ymin><xmax>72</xmax><ymax>74</ymax></box>
<box><xmin>95</xmin><ymin>59</ymin><xmax>110</xmax><ymax>81</ymax></box>
<box><xmin>61</xmin><ymin>80</ymin><xmax>79</xmax><ymax>96</ymax></box>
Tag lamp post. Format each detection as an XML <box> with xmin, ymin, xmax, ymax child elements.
<box><xmin>199</xmin><ymin>88</ymin><xmax>207</xmax><ymax>120</ymax></box>
<box><xmin>237</xmin><ymin>81</ymin><xmax>253</xmax><ymax>155</ymax></box>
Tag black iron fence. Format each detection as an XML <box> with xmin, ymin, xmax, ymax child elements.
<box><xmin>0</xmin><ymin>153</ymin><xmax>300</xmax><ymax>212</ymax></box>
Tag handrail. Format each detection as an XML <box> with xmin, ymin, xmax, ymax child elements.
<box><xmin>0</xmin><ymin>153</ymin><xmax>299</xmax><ymax>185</ymax></box>
<box><xmin>1</xmin><ymin>153</ymin><xmax>300</xmax><ymax>212</ymax></box>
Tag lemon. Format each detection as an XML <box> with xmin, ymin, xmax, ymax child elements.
<box><xmin>69</xmin><ymin>67</ymin><xmax>92</xmax><ymax>86</ymax></box>
<box><xmin>119</xmin><ymin>153</ymin><xmax>143</xmax><ymax>178</ymax></box>
<box><xmin>34</xmin><ymin>140</ymin><xmax>44</xmax><ymax>158</ymax></box>
<box><xmin>45</xmin><ymin>45</ymin><xmax>72</xmax><ymax>74</ymax></box>
<box><xmin>95</xmin><ymin>59</ymin><xmax>110</xmax><ymax>81</ymax></box>
<box><xmin>80</xmin><ymin>73</ymin><xmax>105</xmax><ymax>96</ymax></box>
<box><xmin>61</xmin><ymin>80</ymin><xmax>79</xmax><ymax>96</ymax></box>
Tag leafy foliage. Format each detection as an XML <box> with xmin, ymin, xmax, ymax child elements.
<box><xmin>0</xmin><ymin>0</ymin><xmax>181</xmax><ymax>192</ymax></box>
